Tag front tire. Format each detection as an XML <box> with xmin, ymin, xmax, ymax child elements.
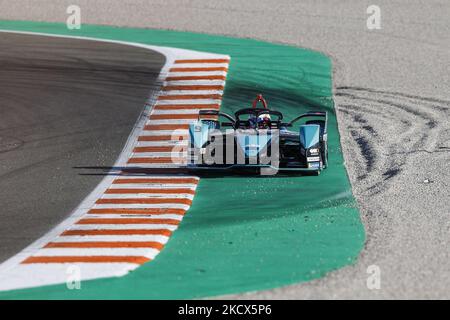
<box><xmin>322</xmin><ymin>144</ymin><xmax>328</xmax><ymax>169</ymax></box>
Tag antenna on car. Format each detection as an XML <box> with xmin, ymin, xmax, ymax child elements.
<box><xmin>252</xmin><ymin>94</ymin><xmax>268</xmax><ymax>109</ymax></box>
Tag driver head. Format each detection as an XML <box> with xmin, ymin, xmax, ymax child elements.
<box><xmin>257</xmin><ymin>113</ymin><xmax>271</xmax><ymax>129</ymax></box>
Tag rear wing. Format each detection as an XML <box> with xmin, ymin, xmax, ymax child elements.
<box><xmin>234</xmin><ymin>108</ymin><xmax>283</xmax><ymax>120</ymax></box>
<box><xmin>198</xmin><ymin>109</ymin><xmax>235</xmax><ymax>123</ymax></box>
<box><xmin>284</xmin><ymin>111</ymin><xmax>327</xmax><ymax>135</ymax></box>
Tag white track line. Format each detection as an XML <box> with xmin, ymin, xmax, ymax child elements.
<box><xmin>108</xmin><ymin>183</ymin><xmax>196</xmax><ymax>189</ymax></box>
<box><xmin>167</xmin><ymin>71</ymin><xmax>227</xmax><ymax>77</ymax></box>
<box><xmin>70</xmin><ymin>224</ymin><xmax>179</xmax><ymax>231</ymax></box>
<box><xmin>51</xmin><ymin>235</ymin><xmax>170</xmax><ymax>242</ymax></box>
<box><xmin>100</xmin><ymin>194</ymin><xmax>194</xmax><ymax>200</ymax></box>
<box><xmin>85</xmin><ymin>214</ymin><xmax>184</xmax><ymax>220</ymax></box>
<box><xmin>155</xmin><ymin>99</ymin><xmax>222</xmax><ymax>105</ymax></box>
<box><xmin>92</xmin><ymin>204</ymin><xmax>191</xmax><ymax>210</ymax></box>
<box><xmin>33</xmin><ymin>248</ymin><xmax>161</xmax><ymax>258</ymax></box>
<box><xmin>159</xmin><ymin>89</ymin><xmax>224</xmax><ymax>95</ymax></box>
<box><xmin>170</xmin><ymin>63</ymin><xmax>229</xmax><ymax>68</ymax></box>
<box><xmin>152</xmin><ymin>109</ymin><xmax>201</xmax><ymax>114</ymax></box>
<box><xmin>135</xmin><ymin>142</ymin><xmax>189</xmax><ymax>148</ymax></box>
<box><xmin>140</xmin><ymin>129</ymin><xmax>189</xmax><ymax>135</ymax></box>
<box><xmin>165</xmin><ymin>79</ymin><xmax>225</xmax><ymax>86</ymax></box>
<box><xmin>145</xmin><ymin>119</ymin><xmax>195</xmax><ymax>124</ymax></box>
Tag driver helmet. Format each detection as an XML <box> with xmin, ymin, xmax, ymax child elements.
<box><xmin>257</xmin><ymin>113</ymin><xmax>271</xmax><ymax>129</ymax></box>
<box><xmin>248</xmin><ymin>114</ymin><xmax>258</xmax><ymax>128</ymax></box>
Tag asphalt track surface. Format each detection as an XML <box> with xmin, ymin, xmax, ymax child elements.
<box><xmin>1</xmin><ymin>0</ymin><xmax>449</xmax><ymax>299</ymax></box>
<box><xmin>0</xmin><ymin>33</ymin><xmax>165</xmax><ymax>263</ymax></box>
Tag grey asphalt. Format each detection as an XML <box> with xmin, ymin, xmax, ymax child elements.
<box><xmin>0</xmin><ymin>32</ymin><xmax>165</xmax><ymax>263</ymax></box>
<box><xmin>1</xmin><ymin>0</ymin><xmax>449</xmax><ymax>298</ymax></box>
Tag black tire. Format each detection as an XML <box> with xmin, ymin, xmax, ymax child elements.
<box><xmin>322</xmin><ymin>145</ymin><xmax>328</xmax><ymax>169</ymax></box>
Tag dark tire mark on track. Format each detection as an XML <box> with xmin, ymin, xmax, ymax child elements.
<box><xmin>336</xmin><ymin>87</ymin><xmax>449</xmax><ymax>195</ymax></box>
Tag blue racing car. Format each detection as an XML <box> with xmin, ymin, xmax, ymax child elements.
<box><xmin>188</xmin><ymin>94</ymin><xmax>328</xmax><ymax>175</ymax></box>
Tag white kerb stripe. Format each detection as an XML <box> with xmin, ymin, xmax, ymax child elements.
<box><xmin>32</xmin><ymin>248</ymin><xmax>161</xmax><ymax>258</ymax></box>
<box><xmin>70</xmin><ymin>224</ymin><xmax>178</xmax><ymax>231</ymax></box>
<box><xmin>51</xmin><ymin>235</ymin><xmax>169</xmax><ymax>243</ymax></box>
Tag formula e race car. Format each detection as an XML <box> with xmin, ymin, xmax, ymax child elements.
<box><xmin>188</xmin><ymin>94</ymin><xmax>328</xmax><ymax>175</ymax></box>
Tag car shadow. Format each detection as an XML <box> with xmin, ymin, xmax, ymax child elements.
<box><xmin>73</xmin><ymin>166</ymin><xmax>319</xmax><ymax>179</ymax></box>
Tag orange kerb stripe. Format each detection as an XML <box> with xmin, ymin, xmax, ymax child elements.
<box><xmin>158</xmin><ymin>94</ymin><xmax>222</xmax><ymax>100</ymax></box>
<box><xmin>169</xmin><ymin>67</ymin><xmax>227</xmax><ymax>72</ymax></box>
<box><xmin>154</xmin><ymin>104</ymin><xmax>219</xmax><ymax>110</ymax></box>
<box><xmin>21</xmin><ymin>256</ymin><xmax>150</xmax><ymax>264</ymax></box>
<box><xmin>95</xmin><ymin>198</ymin><xmax>192</xmax><ymax>205</ymax></box>
<box><xmin>144</xmin><ymin>124</ymin><xmax>189</xmax><ymax>130</ymax></box>
<box><xmin>127</xmin><ymin>157</ymin><xmax>186</xmax><ymax>164</ymax></box>
<box><xmin>113</xmin><ymin>178</ymin><xmax>198</xmax><ymax>184</ymax></box>
<box><xmin>133</xmin><ymin>146</ymin><xmax>177</xmax><ymax>153</ymax></box>
<box><xmin>174</xmin><ymin>59</ymin><xmax>229</xmax><ymax>64</ymax></box>
<box><xmin>105</xmin><ymin>188</ymin><xmax>195</xmax><ymax>195</ymax></box>
<box><xmin>149</xmin><ymin>114</ymin><xmax>198</xmax><ymax>120</ymax></box>
<box><xmin>162</xmin><ymin>85</ymin><xmax>224</xmax><ymax>91</ymax></box>
<box><xmin>88</xmin><ymin>208</ymin><xmax>186</xmax><ymax>215</ymax></box>
<box><xmin>166</xmin><ymin>75</ymin><xmax>226</xmax><ymax>81</ymax></box>
<box><xmin>61</xmin><ymin>229</ymin><xmax>173</xmax><ymax>236</ymax></box>
<box><xmin>76</xmin><ymin>218</ymin><xmax>180</xmax><ymax>225</ymax></box>
<box><xmin>44</xmin><ymin>242</ymin><xmax>164</xmax><ymax>249</ymax></box>
<box><xmin>138</xmin><ymin>135</ymin><xmax>187</xmax><ymax>141</ymax></box>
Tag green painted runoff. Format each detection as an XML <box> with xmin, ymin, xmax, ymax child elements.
<box><xmin>0</xmin><ymin>20</ymin><xmax>365</xmax><ymax>299</ymax></box>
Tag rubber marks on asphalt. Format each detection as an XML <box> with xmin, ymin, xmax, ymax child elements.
<box><xmin>0</xmin><ymin>47</ymin><xmax>229</xmax><ymax>291</ymax></box>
